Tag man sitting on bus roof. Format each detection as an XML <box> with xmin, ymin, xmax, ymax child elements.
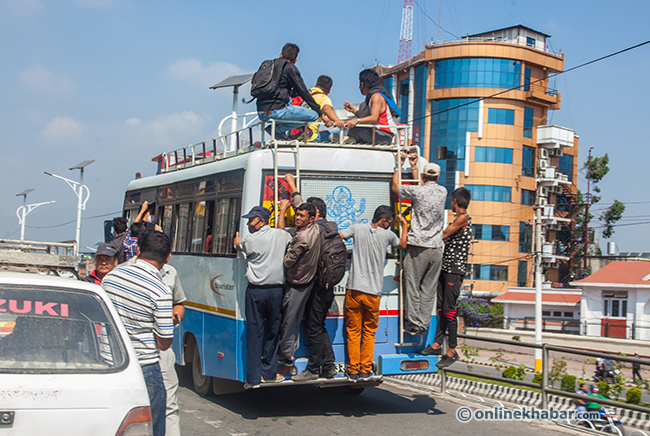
<box><xmin>278</xmin><ymin>203</ymin><xmax>321</xmax><ymax>377</ymax></box>
<box><xmin>255</xmin><ymin>43</ymin><xmax>322</xmax><ymax>140</ymax></box>
<box><xmin>83</xmin><ymin>242</ymin><xmax>118</xmax><ymax>285</ymax></box>
<box><xmin>234</xmin><ymin>206</ymin><xmax>292</xmax><ymax>388</ymax></box>
<box><xmin>304</xmin><ymin>75</ymin><xmax>345</xmax><ymax>142</ymax></box>
<box><xmin>343</xmin><ymin>69</ymin><xmax>398</xmax><ymax>145</ymax></box>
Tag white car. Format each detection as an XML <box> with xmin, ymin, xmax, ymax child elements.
<box><xmin>0</xmin><ymin>272</ymin><xmax>152</xmax><ymax>436</ymax></box>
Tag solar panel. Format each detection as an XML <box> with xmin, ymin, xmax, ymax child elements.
<box><xmin>210</xmin><ymin>73</ymin><xmax>254</xmax><ymax>89</ymax></box>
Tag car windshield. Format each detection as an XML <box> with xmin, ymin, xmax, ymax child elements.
<box><xmin>0</xmin><ymin>285</ymin><xmax>127</xmax><ymax>373</ymax></box>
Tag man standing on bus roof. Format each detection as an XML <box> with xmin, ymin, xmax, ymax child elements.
<box><xmin>343</xmin><ymin>69</ymin><xmax>398</xmax><ymax>145</ymax></box>
<box><xmin>234</xmin><ymin>206</ymin><xmax>291</xmax><ymax>388</ymax></box>
<box><xmin>255</xmin><ymin>43</ymin><xmax>322</xmax><ymax>140</ymax></box>
<box><xmin>102</xmin><ymin>231</ymin><xmax>174</xmax><ymax>436</ymax></box>
<box><xmin>391</xmin><ymin>153</ymin><xmax>447</xmax><ymax>336</ymax></box>
<box><xmin>340</xmin><ymin>206</ymin><xmax>408</xmax><ymax>381</ymax></box>
<box><xmin>278</xmin><ymin>203</ymin><xmax>321</xmax><ymax>373</ymax></box>
<box><xmin>418</xmin><ymin>187</ymin><xmax>472</xmax><ymax>370</ymax></box>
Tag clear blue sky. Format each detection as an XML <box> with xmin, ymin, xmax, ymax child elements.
<box><xmin>1</xmin><ymin>0</ymin><xmax>649</xmax><ymax>254</ymax></box>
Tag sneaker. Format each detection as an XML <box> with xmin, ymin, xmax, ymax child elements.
<box><xmin>359</xmin><ymin>371</ymin><xmax>374</xmax><ymax>381</ymax></box>
<box><xmin>321</xmin><ymin>367</ymin><xmax>337</xmax><ymax>379</ymax></box>
<box><xmin>417</xmin><ymin>345</ymin><xmax>442</xmax><ymax>356</ymax></box>
<box><xmin>292</xmin><ymin>369</ymin><xmax>319</xmax><ymax>382</ymax></box>
<box><xmin>436</xmin><ymin>353</ymin><xmax>459</xmax><ymax>369</ymax></box>
<box><xmin>244</xmin><ymin>381</ymin><xmax>260</xmax><ymax>389</ymax></box>
<box><xmin>262</xmin><ymin>374</ymin><xmax>285</xmax><ymax>383</ymax></box>
<box><xmin>347</xmin><ymin>372</ymin><xmax>360</xmax><ymax>383</ymax></box>
<box><xmin>404</xmin><ymin>325</ymin><xmax>425</xmax><ymax>336</ymax></box>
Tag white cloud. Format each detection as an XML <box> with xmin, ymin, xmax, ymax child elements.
<box><xmin>41</xmin><ymin>116</ymin><xmax>84</xmax><ymax>143</ymax></box>
<box><xmin>125</xmin><ymin>118</ymin><xmax>141</xmax><ymax>126</ymax></box>
<box><xmin>3</xmin><ymin>0</ymin><xmax>42</xmax><ymax>14</ymax></box>
<box><xmin>168</xmin><ymin>58</ymin><xmax>244</xmax><ymax>88</ymax></box>
<box><xmin>19</xmin><ymin>64</ymin><xmax>74</xmax><ymax>96</ymax></box>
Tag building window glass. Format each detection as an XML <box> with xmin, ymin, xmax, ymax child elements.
<box><xmin>413</xmin><ymin>64</ymin><xmax>427</xmax><ymax>146</ymax></box>
<box><xmin>488</xmin><ymin>108</ymin><xmax>515</xmax><ymax>125</ymax></box>
<box><xmin>399</xmin><ymin>78</ymin><xmax>409</xmax><ymax>124</ymax></box>
<box><xmin>465</xmin><ymin>185</ymin><xmax>511</xmax><ymax>203</ymax></box>
<box><xmin>517</xmin><ymin>260</ymin><xmax>528</xmax><ymax>287</ymax></box>
<box><xmin>524</xmin><ymin>67</ymin><xmax>531</xmax><ymax>91</ymax></box>
<box><xmin>526</xmin><ymin>37</ymin><xmax>536</xmax><ymax>48</ymax></box>
<box><xmin>603</xmin><ymin>292</ymin><xmax>628</xmax><ymax>317</ymax></box>
<box><xmin>519</xmin><ymin>222</ymin><xmax>532</xmax><ymax>253</ymax></box>
<box><xmin>474</xmin><ymin>264</ymin><xmax>508</xmax><ymax>281</ymax></box>
<box><xmin>434</xmin><ymin>58</ymin><xmax>521</xmax><ymax>90</ymax></box>
<box><xmin>521</xmin><ymin>189</ymin><xmax>535</xmax><ymax>206</ymax></box>
<box><xmin>474</xmin><ymin>224</ymin><xmax>509</xmax><ymax>241</ymax></box>
<box><xmin>430</xmin><ymin>98</ymin><xmax>480</xmax><ymax>208</ymax></box>
<box><xmin>559</xmin><ymin>154</ymin><xmax>574</xmax><ymax>180</ymax></box>
<box><xmin>475</xmin><ymin>147</ymin><xmax>513</xmax><ymax>164</ymax></box>
<box><xmin>524</xmin><ymin>107</ymin><xmax>534</xmax><ymax>138</ymax></box>
<box><xmin>522</xmin><ymin>145</ymin><xmax>535</xmax><ymax>177</ymax></box>
<box><xmin>383</xmin><ymin>76</ymin><xmax>393</xmax><ymax>95</ymax></box>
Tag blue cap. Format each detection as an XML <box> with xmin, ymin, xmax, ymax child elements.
<box><xmin>242</xmin><ymin>206</ymin><xmax>271</xmax><ymax>220</ymax></box>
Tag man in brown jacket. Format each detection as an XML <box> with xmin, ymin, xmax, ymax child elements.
<box><xmin>278</xmin><ymin>203</ymin><xmax>321</xmax><ymax>370</ymax></box>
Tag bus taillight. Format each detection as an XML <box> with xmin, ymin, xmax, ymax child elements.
<box><xmin>400</xmin><ymin>360</ymin><xmax>429</xmax><ymax>371</ymax></box>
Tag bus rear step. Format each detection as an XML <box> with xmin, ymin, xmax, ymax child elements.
<box><xmin>246</xmin><ymin>375</ymin><xmax>383</xmax><ymax>389</ymax></box>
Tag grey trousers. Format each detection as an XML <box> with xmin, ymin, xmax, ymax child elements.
<box><xmin>278</xmin><ymin>281</ymin><xmax>315</xmax><ymax>360</ymax></box>
<box><xmin>160</xmin><ymin>347</ymin><xmax>180</xmax><ymax>436</ymax></box>
<box><xmin>403</xmin><ymin>245</ymin><xmax>443</xmax><ymax>331</ymax></box>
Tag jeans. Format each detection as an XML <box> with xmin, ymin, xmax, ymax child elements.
<box><xmin>142</xmin><ymin>362</ymin><xmax>167</xmax><ymax>436</ymax></box>
<box><xmin>345</xmin><ymin>289</ymin><xmax>381</xmax><ymax>375</ymax></box>
<box><xmin>403</xmin><ymin>245</ymin><xmax>443</xmax><ymax>331</ymax></box>
<box><xmin>305</xmin><ymin>286</ymin><xmax>336</xmax><ymax>374</ymax></box>
<box><xmin>278</xmin><ymin>281</ymin><xmax>315</xmax><ymax>361</ymax></box>
<box><xmin>259</xmin><ymin>105</ymin><xmax>319</xmax><ymax>138</ymax></box>
<box><xmin>245</xmin><ymin>284</ymin><xmax>284</xmax><ymax>385</ymax></box>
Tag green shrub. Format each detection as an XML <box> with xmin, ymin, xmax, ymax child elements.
<box><xmin>626</xmin><ymin>387</ymin><xmax>642</xmax><ymax>405</ymax></box>
<box><xmin>596</xmin><ymin>381</ymin><xmax>610</xmax><ymax>397</ymax></box>
<box><xmin>532</xmin><ymin>373</ymin><xmax>543</xmax><ymax>385</ymax></box>
<box><xmin>561</xmin><ymin>374</ymin><xmax>577</xmax><ymax>393</ymax></box>
<box><xmin>502</xmin><ymin>366</ymin><xmax>517</xmax><ymax>379</ymax></box>
<box><xmin>512</xmin><ymin>335</ymin><xmax>521</xmax><ymax>342</ymax></box>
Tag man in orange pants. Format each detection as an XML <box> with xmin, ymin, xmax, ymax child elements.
<box><xmin>340</xmin><ymin>206</ymin><xmax>408</xmax><ymax>381</ymax></box>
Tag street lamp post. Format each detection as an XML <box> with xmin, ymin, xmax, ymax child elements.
<box><xmin>15</xmin><ymin>189</ymin><xmax>55</xmax><ymax>241</ymax></box>
<box><xmin>45</xmin><ymin>160</ymin><xmax>93</xmax><ymax>256</ymax></box>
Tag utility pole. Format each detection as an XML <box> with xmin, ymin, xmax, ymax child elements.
<box><xmin>533</xmin><ymin>191</ymin><xmax>544</xmax><ymax>373</ymax></box>
<box><xmin>583</xmin><ymin>148</ymin><xmax>593</xmax><ymax>275</ymax></box>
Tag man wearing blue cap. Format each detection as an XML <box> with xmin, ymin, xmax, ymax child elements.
<box><xmin>234</xmin><ymin>205</ymin><xmax>292</xmax><ymax>388</ymax></box>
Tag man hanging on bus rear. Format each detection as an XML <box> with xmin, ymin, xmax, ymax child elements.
<box><xmin>253</xmin><ymin>43</ymin><xmax>322</xmax><ymax>140</ymax></box>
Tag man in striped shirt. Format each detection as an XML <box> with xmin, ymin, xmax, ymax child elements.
<box><xmin>103</xmin><ymin>231</ymin><xmax>174</xmax><ymax>436</ymax></box>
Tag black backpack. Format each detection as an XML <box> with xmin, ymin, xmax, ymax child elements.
<box><xmin>250</xmin><ymin>58</ymin><xmax>286</xmax><ymax>101</ymax></box>
<box><xmin>315</xmin><ymin>221</ymin><xmax>347</xmax><ymax>291</ymax></box>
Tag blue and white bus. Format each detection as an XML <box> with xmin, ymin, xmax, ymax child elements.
<box><xmin>121</xmin><ymin>118</ymin><xmax>441</xmax><ymax>395</ymax></box>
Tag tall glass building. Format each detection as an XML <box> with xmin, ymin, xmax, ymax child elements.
<box><xmin>377</xmin><ymin>25</ymin><xmax>579</xmax><ymax>295</ymax></box>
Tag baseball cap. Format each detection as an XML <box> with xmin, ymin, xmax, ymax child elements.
<box><xmin>242</xmin><ymin>206</ymin><xmax>271</xmax><ymax>220</ymax></box>
<box><xmin>95</xmin><ymin>242</ymin><xmax>118</xmax><ymax>258</ymax></box>
<box><xmin>423</xmin><ymin>162</ymin><xmax>440</xmax><ymax>177</ymax></box>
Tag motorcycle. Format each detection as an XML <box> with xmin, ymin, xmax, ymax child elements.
<box><xmin>594</xmin><ymin>367</ymin><xmax>621</xmax><ymax>384</ymax></box>
<box><xmin>576</xmin><ymin>407</ymin><xmax>625</xmax><ymax>436</ymax></box>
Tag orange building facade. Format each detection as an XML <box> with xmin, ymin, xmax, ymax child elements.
<box><xmin>377</xmin><ymin>26</ymin><xmax>579</xmax><ymax>295</ymax></box>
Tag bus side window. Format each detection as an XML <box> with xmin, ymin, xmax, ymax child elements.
<box><xmin>190</xmin><ymin>201</ymin><xmax>208</xmax><ymax>253</ymax></box>
<box><xmin>212</xmin><ymin>197</ymin><xmax>241</xmax><ymax>255</ymax></box>
<box><xmin>159</xmin><ymin>205</ymin><xmax>174</xmax><ymax>238</ymax></box>
<box><xmin>174</xmin><ymin>203</ymin><xmax>191</xmax><ymax>252</ymax></box>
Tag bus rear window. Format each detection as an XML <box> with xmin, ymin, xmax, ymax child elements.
<box><xmin>0</xmin><ymin>286</ymin><xmax>127</xmax><ymax>373</ymax></box>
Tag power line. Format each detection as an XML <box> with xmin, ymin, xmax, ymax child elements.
<box><xmin>26</xmin><ymin>210</ymin><xmax>121</xmax><ymax>229</ymax></box>
<box><xmin>412</xmin><ymin>0</ymin><xmax>458</xmax><ymax>39</ymax></box>
<box><xmin>1</xmin><ymin>228</ymin><xmax>20</xmax><ymax>239</ymax></box>
<box><xmin>412</xmin><ymin>39</ymin><xmax>650</xmax><ymax>124</ymax></box>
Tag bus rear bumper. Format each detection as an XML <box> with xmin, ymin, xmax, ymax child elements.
<box><xmin>246</xmin><ymin>375</ymin><xmax>383</xmax><ymax>390</ymax></box>
<box><xmin>378</xmin><ymin>354</ymin><xmax>439</xmax><ymax>375</ymax></box>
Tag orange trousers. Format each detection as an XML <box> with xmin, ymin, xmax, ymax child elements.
<box><xmin>344</xmin><ymin>289</ymin><xmax>381</xmax><ymax>374</ymax></box>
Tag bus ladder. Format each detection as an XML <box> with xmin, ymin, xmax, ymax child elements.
<box><xmin>394</xmin><ymin>139</ymin><xmax>424</xmax><ymax>348</ymax></box>
<box><xmin>270</xmin><ymin>121</ymin><xmax>308</xmax><ymax>224</ymax></box>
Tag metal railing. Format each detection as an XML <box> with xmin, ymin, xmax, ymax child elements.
<box><xmin>159</xmin><ymin>117</ymin><xmax>412</xmax><ymax>173</ymax></box>
<box><xmin>429</xmin><ymin>36</ymin><xmax>562</xmax><ymax>56</ymax></box>
<box><xmin>438</xmin><ymin>333</ymin><xmax>650</xmax><ymax>415</ymax></box>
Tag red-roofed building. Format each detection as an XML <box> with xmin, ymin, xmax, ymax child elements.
<box><xmin>493</xmin><ymin>286</ymin><xmax>582</xmax><ymax>334</ymax></box>
<box><xmin>571</xmin><ymin>261</ymin><xmax>650</xmax><ymax>340</ymax></box>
